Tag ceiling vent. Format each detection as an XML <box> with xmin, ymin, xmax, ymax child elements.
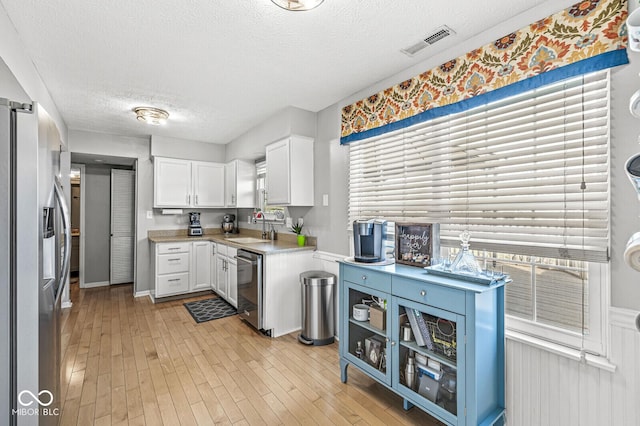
<box><xmin>401</xmin><ymin>26</ymin><xmax>455</xmax><ymax>57</ymax></box>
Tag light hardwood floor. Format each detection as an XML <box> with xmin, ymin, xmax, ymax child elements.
<box><xmin>59</xmin><ymin>283</ymin><xmax>443</xmax><ymax>425</ymax></box>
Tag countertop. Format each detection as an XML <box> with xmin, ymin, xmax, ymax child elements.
<box><xmin>148</xmin><ymin>229</ymin><xmax>316</xmax><ymax>255</ymax></box>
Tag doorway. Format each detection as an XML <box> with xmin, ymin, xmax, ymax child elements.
<box><xmin>70</xmin><ymin>153</ymin><xmax>137</xmax><ymax>289</ymax></box>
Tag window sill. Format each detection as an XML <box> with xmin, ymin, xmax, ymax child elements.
<box><xmin>505</xmin><ymin>329</ymin><xmax>617</xmax><ymax>373</ymax></box>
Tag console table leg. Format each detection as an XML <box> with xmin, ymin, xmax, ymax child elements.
<box><xmin>340</xmin><ymin>359</ymin><xmax>349</xmax><ymax>383</ymax></box>
<box><xmin>403</xmin><ymin>399</ymin><xmax>414</xmax><ymax>411</ymax></box>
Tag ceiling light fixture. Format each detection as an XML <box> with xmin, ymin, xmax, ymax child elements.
<box><xmin>133</xmin><ymin>106</ymin><xmax>169</xmax><ymax>125</ymax></box>
<box><xmin>271</xmin><ymin>0</ymin><xmax>324</xmax><ymax>11</ymax></box>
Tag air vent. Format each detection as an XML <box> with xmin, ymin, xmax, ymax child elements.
<box><xmin>401</xmin><ymin>25</ymin><xmax>455</xmax><ymax>57</ymax></box>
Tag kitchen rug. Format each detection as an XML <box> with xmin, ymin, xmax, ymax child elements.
<box><xmin>184</xmin><ymin>297</ymin><xmax>237</xmax><ymax>323</ymax></box>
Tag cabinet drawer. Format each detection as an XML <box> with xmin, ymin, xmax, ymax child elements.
<box><xmin>157</xmin><ymin>252</ymin><xmax>190</xmax><ymax>274</ymax></box>
<box><xmin>393</xmin><ymin>276</ymin><xmax>465</xmax><ymax>314</ymax></box>
<box><xmin>156</xmin><ymin>272</ymin><xmax>190</xmax><ymax>297</ymax></box>
<box><xmin>217</xmin><ymin>243</ymin><xmax>227</xmax><ymax>257</ymax></box>
<box><xmin>227</xmin><ymin>246</ymin><xmax>237</xmax><ymax>259</ymax></box>
<box><xmin>157</xmin><ymin>242</ymin><xmax>190</xmax><ymax>254</ymax></box>
<box><xmin>343</xmin><ymin>266</ymin><xmax>391</xmax><ymax>293</ymax></box>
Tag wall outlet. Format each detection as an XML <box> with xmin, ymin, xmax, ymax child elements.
<box><xmin>146</xmin><ymin>210</ymin><xmax>153</xmax><ymax>219</ymax></box>
<box><xmin>285</xmin><ymin>217</ymin><xmax>292</xmax><ymax>228</ymax></box>
<box><xmin>322</xmin><ymin>194</ymin><xmax>329</xmax><ymax>206</ymax></box>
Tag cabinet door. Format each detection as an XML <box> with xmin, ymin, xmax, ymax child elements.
<box><xmin>225</xmin><ymin>161</ymin><xmax>237</xmax><ymax>207</ymax></box>
<box><xmin>391</xmin><ymin>296</ymin><xmax>465</xmax><ymax>425</ymax></box>
<box><xmin>193</xmin><ymin>162</ymin><xmax>225</xmax><ymax>207</ymax></box>
<box><xmin>341</xmin><ymin>280</ymin><xmax>392</xmax><ymax>386</ymax></box>
<box><xmin>154</xmin><ymin>157</ymin><xmax>191</xmax><ymax>207</ymax></box>
<box><xmin>191</xmin><ymin>242</ymin><xmax>211</xmax><ymax>291</ymax></box>
<box><xmin>265</xmin><ymin>139</ymin><xmax>290</xmax><ymax>205</ymax></box>
<box><xmin>227</xmin><ymin>258</ymin><xmax>238</xmax><ymax>308</ymax></box>
<box><xmin>215</xmin><ymin>256</ymin><xmax>227</xmax><ymax>298</ymax></box>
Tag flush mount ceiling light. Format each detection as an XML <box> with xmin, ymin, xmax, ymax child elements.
<box><xmin>271</xmin><ymin>0</ymin><xmax>324</xmax><ymax>11</ymax></box>
<box><xmin>133</xmin><ymin>107</ymin><xmax>169</xmax><ymax>125</ymax></box>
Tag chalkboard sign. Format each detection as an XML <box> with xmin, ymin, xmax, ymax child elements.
<box><xmin>395</xmin><ymin>223</ymin><xmax>440</xmax><ymax>267</ymax></box>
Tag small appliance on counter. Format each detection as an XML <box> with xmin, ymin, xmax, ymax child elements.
<box><xmin>222</xmin><ymin>213</ymin><xmax>236</xmax><ymax>235</ymax></box>
<box><xmin>188</xmin><ymin>212</ymin><xmax>203</xmax><ymax>236</ymax></box>
<box><xmin>353</xmin><ymin>219</ymin><xmax>387</xmax><ymax>263</ymax></box>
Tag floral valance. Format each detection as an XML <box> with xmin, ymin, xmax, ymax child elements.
<box><xmin>340</xmin><ymin>0</ymin><xmax>629</xmax><ymax>144</ymax></box>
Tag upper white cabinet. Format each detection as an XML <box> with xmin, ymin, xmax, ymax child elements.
<box><xmin>154</xmin><ymin>157</ymin><xmax>192</xmax><ymax>207</ymax></box>
<box><xmin>265</xmin><ymin>136</ymin><xmax>314</xmax><ymax>206</ymax></box>
<box><xmin>225</xmin><ymin>159</ymin><xmax>256</xmax><ymax>208</ymax></box>
<box><xmin>154</xmin><ymin>157</ymin><xmax>225</xmax><ymax>208</ymax></box>
<box><xmin>193</xmin><ymin>161</ymin><xmax>225</xmax><ymax>207</ymax></box>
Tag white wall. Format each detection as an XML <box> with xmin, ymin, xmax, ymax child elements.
<box><xmin>151</xmin><ymin>135</ymin><xmax>225</xmax><ymax>161</ymax></box>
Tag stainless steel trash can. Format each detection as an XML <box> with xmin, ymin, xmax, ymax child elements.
<box><xmin>298</xmin><ymin>270</ymin><xmax>336</xmax><ymax>346</ymax></box>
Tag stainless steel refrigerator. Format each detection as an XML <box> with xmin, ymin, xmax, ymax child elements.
<box><xmin>1</xmin><ymin>98</ymin><xmax>71</xmax><ymax>425</ymax></box>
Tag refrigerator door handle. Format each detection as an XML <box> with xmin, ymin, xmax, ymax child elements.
<box><xmin>54</xmin><ymin>176</ymin><xmax>71</xmax><ymax>302</ymax></box>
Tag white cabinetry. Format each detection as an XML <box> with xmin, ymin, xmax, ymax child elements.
<box><xmin>192</xmin><ymin>161</ymin><xmax>225</xmax><ymax>207</ymax></box>
<box><xmin>265</xmin><ymin>136</ymin><xmax>314</xmax><ymax>206</ymax></box>
<box><xmin>153</xmin><ymin>242</ymin><xmax>191</xmax><ymax>298</ymax></box>
<box><xmin>153</xmin><ymin>241</ymin><xmax>214</xmax><ymax>300</ymax></box>
<box><xmin>154</xmin><ymin>157</ymin><xmax>225</xmax><ymax>208</ymax></box>
<box><xmin>191</xmin><ymin>241</ymin><xmax>212</xmax><ymax>292</ymax></box>
<box><xmin>214</xmin><ymin>243</ymin><xmax>238</xmax><ymax>308</ymax></box>
<box><xmin>225</xmin><ymin>159</ymin><xmax>256</xmax><ymax>208</ymax></box>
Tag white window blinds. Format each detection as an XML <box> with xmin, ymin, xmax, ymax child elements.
<box><xmin>348</xmin><ymin>71</ymin><xmax>610</xmax><ymax>262</ymax></box>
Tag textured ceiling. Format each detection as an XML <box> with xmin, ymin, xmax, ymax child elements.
<box><xmin>2</xmin><ymin>0</ymin><xmax>563</xmax><ymax>144</ymax></box>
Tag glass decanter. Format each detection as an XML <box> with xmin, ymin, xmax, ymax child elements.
<box><xmin>450</xmin><ymin>230</ymin><xmax>482</xmax><ymax>276</ymax></box>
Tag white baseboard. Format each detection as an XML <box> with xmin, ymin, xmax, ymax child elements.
<box><xmin>81</xmin><ymin>280</ymin><xmax>109</xmax><ymax>289</ymax></box>
<box><xmin>610</xmin><ymin>306</ymin><xmax>640</xmax><ymax>331</ymax></box>
<box><xmin>134</xmin><ymin>290</ymin><xmax>151</xmax><ymax>299</ymax></box>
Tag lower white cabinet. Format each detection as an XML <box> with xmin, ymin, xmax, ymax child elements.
<box><xmin>153</xmin><ymin>241</ymin><xmax>214</xmax><ymax>300</ymax></box>
<box><xmin>191</xmin><ymin>241</ymin><xmax>212</xmax><ymax>291</ymax></box>
<box><xmin>213</xmin><ymin>243</ymin><xmax>237</xmax><ymax>308</ymax></box>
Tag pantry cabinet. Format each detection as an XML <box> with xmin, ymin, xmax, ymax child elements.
<box><xmin>265</xmin><ymin>135</ymin><xmax>314</xmax><ymax>206</ymax></box>
<box><xmin>339</xmin><ymin>261</ymin><xmax>507</xmax><ymax>426</ymax></box>
<box><xmin>153</xmin><ymin>157</ymin><xmax>225</xmax><ymax>208</ymax></box>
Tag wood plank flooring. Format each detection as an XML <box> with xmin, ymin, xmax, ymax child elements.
<box><xmin>59</xmin><ymin>283</ymin><xmax>443</xmax><ymax>425</ymax></box>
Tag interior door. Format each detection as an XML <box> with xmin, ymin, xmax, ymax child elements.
<box><xmin>110</xmin><ymin>169</ymin><xmax>135</xmax><ymax>284</ymax></box>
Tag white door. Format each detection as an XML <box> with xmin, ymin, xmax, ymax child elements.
<box><xmin>154</xmin><ymin>157</ymin><xmax>191</xmax><ymax>207</ymax></box>
<box><xmin>110</xmin><ymin>169</ymin><xmax>135</xmax><ymax>284</ymax></box>
<box><xmin>191</xmin><ymin>241</ymin><xmax>211</xmax><ymax>291</ymax></box>
<box><xmin>224</xmin><ymin>161</ymin><xmax>237</xmax><ymax>207</ymax></box>
<box><xmin>193</xmin><ymin>162</ymin><xmax>225</xmax><ymax>207</ymax></box>
<box><xmin>265</xmin><ymin>139</ymin><xmax>290</xmax><ymax>205</ymax></box>
<box><xmin>215</xmin><ymin>256</ymin><xmax>227</xmax><ymax>298</ymax></box>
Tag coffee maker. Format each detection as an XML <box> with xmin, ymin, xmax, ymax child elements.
<box><xmin>222</xmin><ymin>214</ymin><xmax>236</xmax><ymax>235</ymax></box>
<box><xmin>353</xmin><ymin>219</ymin><xmax>387</xmax><ymax>263</ymax></box>
<box><xmin>188</xmin><ymin>212</ymin><xmax>203</xmax><ymax>236</ymax></box>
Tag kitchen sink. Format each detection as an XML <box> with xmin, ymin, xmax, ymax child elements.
<box><xmin>225</xmin><ymin>237</ymin><xmax>266</xmax><ymax>244</ymax></box>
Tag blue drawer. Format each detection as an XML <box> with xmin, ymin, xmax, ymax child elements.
<box><xmin>342</xmin><ymin>265</ymin><xmax>391</xmax><ymax>293</ymax></box>
<box><xmin>392</xmin><ymin>276</ymin><xmax>465</xmax><ymax>314</ymax></box>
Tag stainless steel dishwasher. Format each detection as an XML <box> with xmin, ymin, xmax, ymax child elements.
<box><xmin>236</xmin><ymin>249</ymin><xmax>263</xmax><ymax>332</ymax></box>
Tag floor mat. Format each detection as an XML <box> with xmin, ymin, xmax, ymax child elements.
<box><xmin>184</xmin><ymin>297</ymin><xmax>237</xmax><ymax>323</ymax></box>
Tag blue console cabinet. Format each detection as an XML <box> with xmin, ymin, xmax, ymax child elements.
<box><xmin>339</xmin><ymin>261</ymin><xmax>507</xmax><ymax>426</ymax></box>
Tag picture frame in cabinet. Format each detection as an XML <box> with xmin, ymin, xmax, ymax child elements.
<box><xmin>395</xmin><ymin>222</ymin><xmax>440</xmax><ymax>267</ymax></box>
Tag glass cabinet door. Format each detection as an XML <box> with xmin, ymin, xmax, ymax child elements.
<box><xmin>342</xmin><ymin>281</ymin><xmax>392</xmax><ymax>386</ymax></box>
<box><xmin>391</xmin><ymin>296</ymin><xmax>465</xmax><ymax>425</ymax></box>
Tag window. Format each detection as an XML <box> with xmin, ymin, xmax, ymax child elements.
<box><xmin>348</xmin><ymin>71</ymin><xmax>610</xmax><ymax>354</ymax></box>
<box><xmin>255</xmin><ymin>160</ymin><xmax>285</xmax><ymax>222</ymax></box>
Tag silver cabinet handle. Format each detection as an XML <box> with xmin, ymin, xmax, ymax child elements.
<box><xmin>391</xmin><ymin>341</ymin><xmax>396</xmax><ymax>346</ymax></box>
<box><xmin>168</xmin><ymin>258</ymin><xmax>181</xmax><ymax>262</ymax></box>
<box><xmin>195</xmin><ymin>194</ymin><xmax>199</xmax><ymax>204</ymax></box>
<box><xmin>168</xmin><ymin>247</ymin><xmax>180</xmax><ymax>251</ymax></box>
<box><xmin>420</xmin><ymin>290</ymin><xmax>426</xmax><ymax>297</ymax></box>
<box><xmin>168</xmin><ymin>278</ymin><xmax>180</xmax><ymax>282</ymax></box>
<box><xmin>362</xmin><ymin>275</ymin><xmax>367</xmax><ymax>281</ymax></box>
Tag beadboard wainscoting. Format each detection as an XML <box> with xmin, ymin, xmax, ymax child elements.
<box><xmin>506</xmin><ymin>307</ymin><xmax>640</xmax><ymax>425</ymax></box>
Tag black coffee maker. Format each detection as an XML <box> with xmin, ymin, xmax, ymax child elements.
<box><xmin>188</xmin><ymin>212</ymin><xmax>203</xmax><ymax>236</ymax></box>
<box><xmin>353</xmin><ymin>219</ymin><xmax>387</xmax><ymax>263</ymax></box>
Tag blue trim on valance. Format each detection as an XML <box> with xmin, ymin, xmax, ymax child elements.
<box><xmin>340</xmin><ymin>49</ymin><xmax>629</xmax><ymax>145</ymax></box>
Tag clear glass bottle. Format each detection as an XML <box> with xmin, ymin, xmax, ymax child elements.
<box><xmin>450</xmin><ymin>230</ymin><xmax>482</xmax><ymax>276</ymax></box>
